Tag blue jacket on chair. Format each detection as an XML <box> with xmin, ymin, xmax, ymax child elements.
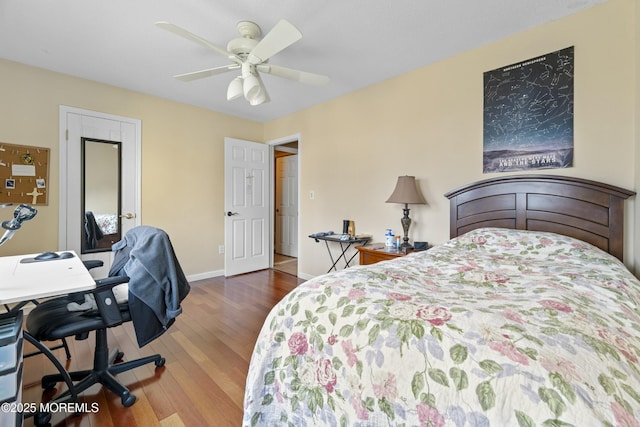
<box><xmin>109</xmin><ymin>225</ymin><xmax>190</xmax><ymax>346</ymax></box>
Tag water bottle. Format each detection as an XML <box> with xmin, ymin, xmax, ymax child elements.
<box><xmin>385</xmin><ymin>229</ymin><xmax>394</xmax><ymax>248</ymax></box>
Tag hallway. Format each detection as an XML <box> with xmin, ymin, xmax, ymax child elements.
<box><xmin>273</xmin><ymin>252</ymin><xmax>297</xmax><ymax>276</ymax></box>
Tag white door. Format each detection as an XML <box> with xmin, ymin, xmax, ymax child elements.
<box><xmin>224</xmin><ymin>138</ymin><xmax>270</xmax><ymax>276</ymax></box>
<box><xmin>60</xmin><ymin>107</ymin><xmax>141</xmax><ymax>277</ymax></box>
<box><xmin>275</xmin><ymin>154</ymin><xmax>298</xmax><ymax>257</ymax></box>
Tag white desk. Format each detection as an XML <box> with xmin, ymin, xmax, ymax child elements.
<box><xmin>0</xmin><ymin>252</ymin><xmax>95</xmax><ymax>305</ymax></box>
<box><xmin>0</xmin><ymin>252</ymin><xmax>95</xmax><ymax>427</ymax></box>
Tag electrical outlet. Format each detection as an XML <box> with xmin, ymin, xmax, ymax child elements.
<box><xmin>218</xmin><ymin>245</ymin><xmax>224</xmax><ymax>254</ymax></box>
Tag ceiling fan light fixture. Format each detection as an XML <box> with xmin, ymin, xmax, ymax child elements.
<box><xmin>243</xmin><ymin>73</ymin><xmax>261</xmax><ymax>101</ymax></box>
<box><xmin>248</xmin><ymin>88</ymin><xmax>267</xmax><ymax>106</ymax></box>
<box><xmin>227</xmin><ymin>76</ymin><xmax>244</xmax><ymax>100</ymax></box>
<box><xmin>157</xmin><ymin>19</ymin><xmax>328</xmax><ymax>107</ymax></box>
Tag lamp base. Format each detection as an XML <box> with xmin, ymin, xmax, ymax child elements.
<box><xmin>400</xmin><ymin>204</ymin><xmax>413</xmax><ymax>250</ymax></box>
<box><xmin>400</xmin><ymin>242</ymin><xmax>413</xmax><ymax>250</ymax></box>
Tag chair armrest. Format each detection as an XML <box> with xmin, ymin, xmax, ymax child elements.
<box><xmin>92</xmin><ymin>276</ymin><xmax>130</xmax><ymax>328</ymax></box>
<box><xmin>83</xmin><ymin>259</ymin><xmax>104</xmax><ymax>270</ymax></box>
<box><xmin>94</xmin><ymin>275</ymin><xmax>130</xmax><ymax>290</ymax></box>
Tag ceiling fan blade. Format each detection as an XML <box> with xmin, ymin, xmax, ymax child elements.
<box><xmin>155</xmin><ymin>21</ymin><xmax>240</xmax><ymax>63</ymax></box>
<box><xmin>257</xmin><ymin>64</ymin><xmax>330</xmax><ymax>86</ymax></box>
<box><xmin>247</xmin><ymin>19</ymin><xmax>302</xmax><ymax>65</ymax></box>
<box><xmin>174</xmin><ymin>64</ymin><xmax>240</xmax><ymax>82</ymax></box>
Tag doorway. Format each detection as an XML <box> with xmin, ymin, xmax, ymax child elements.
<box><xmin>223</xmin><ymin>137</ymin><xmax>270</xmax><ymax>277</ymax></box>
<box><xmin>273</xmin><ymin>141</ymin><xmax>298</xmax><ymax>276</ymax></box>
<box><xmin>59</xmin><ymin>106</ymin><xmax>141</xmax><ymax>278</ymax></box>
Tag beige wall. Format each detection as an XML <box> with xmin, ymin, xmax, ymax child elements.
<box><xmin>265</xmin><ymin>0</ymin><xmax>639</xmax><ymax>277</ymax></box>
<box><xmin>0</xmin><ymin>59</ymin><xmax>263</xmax><ymax>276</ymax></box>
<box><xmin>0</xmin><ymin>0</ymin><xmax>637</xmax><ymax>279</ymax></box>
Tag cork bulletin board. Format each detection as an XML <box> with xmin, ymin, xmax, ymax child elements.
<box><xmin>0</xmin><ymin>141</ymin><xmax>50</xmax><ymax>205</ymax></box>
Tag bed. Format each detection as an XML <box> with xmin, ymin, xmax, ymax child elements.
<box><xmin>243</xmin><ymin>175</ymin><xmax>639</xmax><ymax>426</ymax></box>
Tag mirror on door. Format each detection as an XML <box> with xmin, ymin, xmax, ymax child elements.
<box><xmin>81</xmin><ymin>137</ymin><xmax>121</xmax><ymax>254</ymax></box>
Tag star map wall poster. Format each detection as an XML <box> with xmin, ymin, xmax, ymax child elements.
<box><xmin>483</xmin><ymin>46</ymin><xmax>574</xmax><ymax>173</ymax></box>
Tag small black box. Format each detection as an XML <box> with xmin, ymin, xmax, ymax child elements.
<box><xmin>414</xmin><ymin>241</ymin><xmax>429</xmax><ymax>251</ymax></box>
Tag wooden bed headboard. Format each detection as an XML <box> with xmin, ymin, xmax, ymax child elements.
<box><xmin>445</xmin><ymin>175</ymin><xmax>635</xmax><ymax>261</ymax></box>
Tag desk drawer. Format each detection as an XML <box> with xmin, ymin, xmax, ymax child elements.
<box><xmin>0</xmin><ymin>335</ymin><xmax>22</xmax><ymax>377</ymax></box>
<box><xmin>0</xmin><ymin>361</ymin><xmax>22</xmax><ymax>404</ymax></box>
<box><xmin>0</xmin><ymin>377</ymin><xmax>22</xmax><ymax>427</ymax></box>
<box><xmin>0</xmin><ymin>311</ymin><xmax>23</xmax><ymax>347</ymax></box>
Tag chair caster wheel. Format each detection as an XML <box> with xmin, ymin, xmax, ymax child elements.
<box><xmin>155</xmin><ymin>357</ymin><xmax>165</xmax><ymax>367</ymax></box>
<box><xmin>42</xmin><ymin>379</ymin><xmax>57</xmax><ymax>390</ymax></box>
<box><xmin>34</xmin><ymin>410</ymin><xmax>51</xmax><ymax>426</ymax></box>
<box><xmin>114</xmin><ymin>351</ymin><xmax>125</xmax><ymax>362</ymax></box>
<box><xmin>121</xmin><ymin>392</ymin><xmax>137</xmax><ymax>407</ymax></box>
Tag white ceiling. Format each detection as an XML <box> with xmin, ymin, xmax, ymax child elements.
<box><xmin>0</xmin><ymin>0</ymin><xmax>606</xmax><ymax>123</ymax></box>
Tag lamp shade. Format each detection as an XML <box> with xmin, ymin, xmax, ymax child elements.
<box><xmin>227</xmin><ymin>76</ymin><xmax>243</xmax><ymax>101</ymax></box>
<box><xmin>248</xmin><ymin>87</ymin><xmax>267</xmax><ymax>106</ymax></box>
<box><xmin>386</xmin><ymin>175</ymin><xmax>426</xmax><ymax>204</ymax></box>
<box><xmin>243</xmin><ymin>74</ymin><xmax>261</xmax><ymax>101</ymax></box>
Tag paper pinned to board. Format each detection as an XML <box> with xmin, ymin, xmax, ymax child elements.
<box><xmin>11</xmin><ymin>164</ymin><xmax>35</xmax><ymax>176</ymax></box>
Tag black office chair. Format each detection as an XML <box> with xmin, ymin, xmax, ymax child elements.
<box><xmin>17</xmin><ymin>260</ymin><xmax>105</xmax><ymax>360</ymax></box>
<box><xmin>1</xmin><ymin>204</ymin><xmax>101</xmax><ymax>360</ymax></box>
<box><xmin>26</xmin><ymin>226</ymin><xmax>190</xmax><ymax>412</ymax></box>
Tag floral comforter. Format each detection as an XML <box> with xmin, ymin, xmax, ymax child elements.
<box><xmin>94</xmin><ymin>213</ymin><xmax>118</xmax><ymax>234</ymax></box>
<box><xmin>243</xmin><ymin>228</ymin><xmax>640</xmax><ymax>426</ymax></box>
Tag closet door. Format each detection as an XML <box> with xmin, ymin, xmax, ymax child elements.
<box><xmin>60</xmin><ymin>106</ymin><xmax>141</xmax><ymax>277</ymax></box>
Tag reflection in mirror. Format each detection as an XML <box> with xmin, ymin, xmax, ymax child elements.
<box><xmin>81</xmin><ymin>138</ymin><xmax>121</xmax><ymax>254</ymax></box>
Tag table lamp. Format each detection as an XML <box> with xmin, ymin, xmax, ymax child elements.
<box><xmin>385</xmin><ymin>176</ymin><xmax>426</xmax><ymax>249</ymax></box>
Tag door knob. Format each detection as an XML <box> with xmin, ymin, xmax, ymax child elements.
<box><xmin>120</xmin><ymin>212</ymin><xmax>136</xmax><ymax>219</ymax></box>
<box><xmin>226</xmin><ymin>211</ymin><xmax>239</xmax><ymax>216</ymax></box>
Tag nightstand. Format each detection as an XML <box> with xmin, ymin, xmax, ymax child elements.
<box><xmin>356</xmin><ymin>243</ymin><xmax>413</xmax><ymax>265</ymax></box>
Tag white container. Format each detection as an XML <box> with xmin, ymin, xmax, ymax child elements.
<box><xmin>384</xmin><ymin>229</ymin><xmax>394</xmax><ymax>248</ymax></box>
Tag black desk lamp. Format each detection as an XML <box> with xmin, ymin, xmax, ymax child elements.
<box><xmin>0</xmin><ymin>203</ymin><xmax>38</xmax><ymax>246</ymax></box>
<box><xmin>385</xmin><ymin>176</ymin><xmax>426</xmax><ymax>249</ymax></box>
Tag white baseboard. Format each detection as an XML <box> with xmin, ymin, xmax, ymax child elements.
<box><xmin>297</xmin><ymin>272</ymin><xmax>315</xmax><ymax>280</ymax></box>
<box><xmin>186</xmin><ymin>269</ymin><xmax>315</xmax><ymax>282</ymax></box>
<box><xmin>186</xmin><ymin>269</ymin><xmax>224</xmax><ymax>282</ymax></box>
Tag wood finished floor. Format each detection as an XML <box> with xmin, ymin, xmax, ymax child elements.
<box><xmin>21</xmin><ymin>269</ymin><xmax>305</xmax><ymax>427</ymax></box>
<box><xmin>273</xmin><ymin>253</ymin><xmax>297</xmax><ymax>276</ymax></box>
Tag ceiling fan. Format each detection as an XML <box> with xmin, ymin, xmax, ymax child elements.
<box><xmin>155</xmin><ymin>19</ymin><xmax>330</xmax><ymax>106</ymax></box>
